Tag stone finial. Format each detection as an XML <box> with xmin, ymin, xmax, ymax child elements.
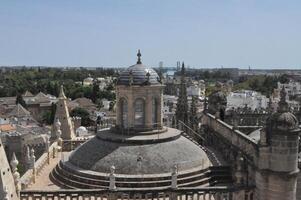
<box><xmin>260</xmin><ymin>129</ymin><xmax>267</xmax><ymax>145</ymax></box>
<box><xmin>59</xmin><ymin>85</ymin><xmax>67</xmax><ymax>99</ymax></box>
<box><xmin>109</xmin><ymin>165</ymin><xmax>116</xmax><ymax>190</ymax></box>
<box><xmin>55</xmin><ymin>118</ymin><xmax>61</xmax><ymax>132</ymax></box>
<box><xmin>30</xmin><ymin>148</ymin><xmax>36</xmax><ymax>169</ymax></box>
<box><xmin>10</xmin><ymin>153</ymin><xmax>19</xmax><ymax>172</ymax></box>
<box><xmin>146</xmin><ymin>70</ymin><xmax>150</xmax><ymax>83</ymax></box>
<box><xmin>278</xmin><ymin>86</ymin><xmax>289</xmax><ymax>113</ymax></box>
<box><xmin>45</xmin><ymin>136</ymin><xmax>50</xmax><ymax>152</ymax></box>
<box><xmin>3</xmin><ymin>186</ymin><xmax>9</xmax><ymax>200</ymax></box>
<box><xmin>55</xmin><ymin>118</ymin><xmax>62</xmax><ymax>140</ymax></box>
<box><xmin>171</xmin><ymin>164</ymin><xmax>178</xmax><ymax>189</ymax></box>
<box><xmin>10</xmin><ymin>153</ymin><xmax>20</xmax><ymax>196</ymax></box>
<box><xmin>137</xmin><ymin>49</ymin><xmax>142</xmax><ymax>64</ymax></box>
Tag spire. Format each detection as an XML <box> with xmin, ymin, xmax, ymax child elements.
<box><xmin>59</xmin><ymin>85</ymin><xmax>67</xmax><ymax>99</ymax></box>
<box><xmin>278</xmin><ymin>86</ymin><xmax>289</xmax><ymax>113</ymax></box>
<box><xmin>268</xmin><ymin>96</ymin><xmax>273</xmax><ymax>114</ymax></box>
<box><xmin>176</xmin><ymin>62</ymin><xmax>189</xmax><ymax>125</ymax></box>
<box><xmin>137</xmin><ymin>49</ymin><xmax>142</xmax><ymax>64</ymax></box>
<box><xmin>55</xmin><ymin>85</ymin><xmax>75</xmax><ymax>140</ymax></box>
<box><xmin>181</xmin><ymin>62</ymin><xmax>185</xmax><ymax>76</ymax></box>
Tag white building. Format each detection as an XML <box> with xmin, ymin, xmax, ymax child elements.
<box><xmin>277</xmin><ymin>81</ymin><xmax>301</xmax><ymax>98</ymax></box>
<box><xmin>227</xmin><ymin>90</ymin><xmax>268</xmax><ymax>110</ymax></box>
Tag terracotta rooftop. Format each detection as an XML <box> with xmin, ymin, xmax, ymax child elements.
<box><xmin>0</xmin><ymin>124</ymin><xmax>15</xmax><ymax>132</ymax></box>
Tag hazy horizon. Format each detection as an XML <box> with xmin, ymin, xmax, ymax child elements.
<box><xmin>1</xmin><ymin>1</ymin><xmax>301</xmax><ymax>69</ymax></box>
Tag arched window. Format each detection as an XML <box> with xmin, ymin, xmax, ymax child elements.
<box><xmin>120</xmin><ymin>98</ymin><xmax>128</xmax><ymax>128</ymax></box>
<box><xmin>134</xmin><ymin>99</ymin><xmax>145</xmax><ymax>126</ymax></box>
<box><xmin>152</xmin><ymin>98</ymin><xmax>158</xmax><ymax>127</ymax></box>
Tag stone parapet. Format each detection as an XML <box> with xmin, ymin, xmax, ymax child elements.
<box><xmin>20</xmin><ymin>186</ymin><xmax>255</xmax><ymax>200</ymax></box>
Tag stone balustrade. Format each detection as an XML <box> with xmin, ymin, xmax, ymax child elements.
<box><xmin>21</xmin><ymin>142</ymin><xmax>59</xmax><ymax>190</ymax></box>
<box><xmin>62</xmin><ymin>137</ymin><xmax>91</xmax><ymax>151</ymax></box>
<box><xmin>20</xmin><ymin>186</ymin><xmax>254</xmax><ymax>200</ymax></box>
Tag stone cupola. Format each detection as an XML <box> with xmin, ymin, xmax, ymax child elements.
<box><xmin>116</xmin><ymin>50</ymin><xmax>164</xmax><ymax>132</ymax></box>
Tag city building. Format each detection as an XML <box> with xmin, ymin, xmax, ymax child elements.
<box><xmin>0</xmin><ymin>52</ymin><xmax>300</xmax><ymax>200</ymax></box>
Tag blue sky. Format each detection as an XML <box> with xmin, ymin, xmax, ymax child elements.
<box><xmin>0</xmin><ymin>0</ymin><xmax>300</xmax><ymax>69</ymax></box>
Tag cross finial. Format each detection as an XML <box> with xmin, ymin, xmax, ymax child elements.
<box><xmin>137</xmin><ymin>49</ymin><xmax>142</xmax><ymax>64</ymax></box>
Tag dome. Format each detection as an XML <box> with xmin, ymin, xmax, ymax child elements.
<box><xmin>51</xmin><ymin>127</ymin><xmax>213</xmax><ymax>189</ymax></box>
<box><xmin>76</xmin><ymin>126</ymin><xmax>88</xmax><ymax>135</ymax></box>
<box><xmin>68</xmin><ymin>128</ymin><xmax>210</xmax><ymax>175</ymax></box>
<box><xmin>267</xmin><ymin>112</ymin><xmax>299</xmax><ymax>132</ymax></box>
<box><xmin>117</xmin><ymin>50</ymin><xmax>160</xmax><ymax>86</ymax></box>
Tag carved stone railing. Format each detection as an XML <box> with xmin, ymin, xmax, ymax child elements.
<box><xmin>62</xmin><ymin>137</ymin><xmax>91</xmax><ymax>151</ymax></box>
<box><xmin>20</xmin><ymin>186</ymin><xmax>255</xmax><ymax>200</ymax></box>
<box><xmin>202</xmin><ymin>113</ymin><xmax>258</xmax><ymax>163</ymax></box>
<box><xmin>20</xmin><ymin>142</ymin><xmax>59</xmax><ymax>190</ymax></box>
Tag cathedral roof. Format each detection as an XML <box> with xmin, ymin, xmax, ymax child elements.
<box><xmin>117</xmin><ymin>50</ymin><xmax>160</xmax><ymax>86</ymax></box>
<box><xmin>68</xmin><ymin>128</ymin><xmax>210</xmax><ymax>175</ymax></box>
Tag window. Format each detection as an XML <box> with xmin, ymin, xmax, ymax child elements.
<box><xmin>152</xmin><ymin>98</ymin><xmax>158</xmax><ymax>127</ymax></box>
<box><xmin>120</xmin><ymin>99</ymin><xmax>128</xmax><ymax>128</ymax></box>
<box><xmin>134</xmin><ymin>99</ymin><xmax>145</xmax><ymax>126</ymax></box>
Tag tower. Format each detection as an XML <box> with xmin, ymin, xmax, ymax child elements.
<box><xmin>116</xmin><ymin>50</ymin><xmax>164</xmax><ymax>131</ymax></box>
<box><xmin>54</xmin><ymin>86</ymin><xmax>75</xmax><ymax>140</ymax></box>
<box><xmin>175</xmin><ymin>62</ymin><xmax>189</xmax><ymax>125</ymax></box>
<box><xmin>256</xmin><ymin>86</ymin><xmax>300</xmax><ymax>200</ymax></box>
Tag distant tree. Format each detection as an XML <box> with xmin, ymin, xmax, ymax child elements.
<box><xmin>42</xmin><ymin>103</ymin><xmax>56</xmax><ymax>124</ymax></box>
<box><xmin>279</xmin><ymin>74</ymin><xmax>290</xmax><ymax>84</ymax></box>
<box><xmin>91</xmin><ymin>81</ymin><xmax>100</xmax><ymax>103</ymax></box>
<box><xmin>70</xmin><ymin>107</ymin><xmax>91</xmax><ymax>126</ymax></box>
<box><xmin>16</xmin><ymin>94</ymin><xmax>27</xmax><ymax>108</ymax></box>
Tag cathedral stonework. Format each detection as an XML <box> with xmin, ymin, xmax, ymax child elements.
<box><xmin>54</xmin><ymin>86</ymin><xmax>75</xmax><ymax>140</ymax></box>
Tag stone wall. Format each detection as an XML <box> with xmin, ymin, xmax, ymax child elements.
<box><xmin>202</xmin><ymin>113</ymin><xmax>258</xmax><ymax>163</ymax></box>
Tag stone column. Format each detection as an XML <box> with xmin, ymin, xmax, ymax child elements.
<box><xmin>127</xmin><ymin>88</ymin><xmax>134</xmax><ymax>129</ymax></box>
<box><xmin>45</xmin><ymin>136</ymin><xmax>50</xmax><ymax>164</ymax></box>
<box><xmin>158</xmin><ymin>88</ymin><xmax>163</xmax><ymax>128</ymax></box>
<box><xmin>145</xmin><ymin>92</ymin><xmax>152</xmax><ymax>129</ymax></box>
<box><xmin>25</xmin><ymin>146</ymin><xmax>30</xmax><ymax>170</ymax></box>
<box><xmin>171</xmin><ymin>165</ymin><xmax>178</xmax><ymax>189</ymax></box>
<box><xmin>30</xmin><ymin>148</ymin><xmax>36</xmax><ymax>184</ymax></box>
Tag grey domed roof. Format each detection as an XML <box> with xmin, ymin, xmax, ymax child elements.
<box><xmin>117</xmin><ymin>64</ymin><xmax>160</xmax><ymax>86</ymax></box>
<box><xmin>267</xmin><ymin>112</ymin><xmax>299</xmax><ymax>132</ymax></box>
<box><xmin>117</xmin><ymin>50</ymin><xmax>160</xmax><ymax>86</ymax></box>
<box><xmin>68</xmin><ymin>128</ymin><xmax>210</xmax><ymax>175</ymax></box>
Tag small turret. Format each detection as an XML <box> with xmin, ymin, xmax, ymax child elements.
<box><xmin>256</xmin><ymin>87</ymin><xmax>300</xmax><ymax>200</ymax></box>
